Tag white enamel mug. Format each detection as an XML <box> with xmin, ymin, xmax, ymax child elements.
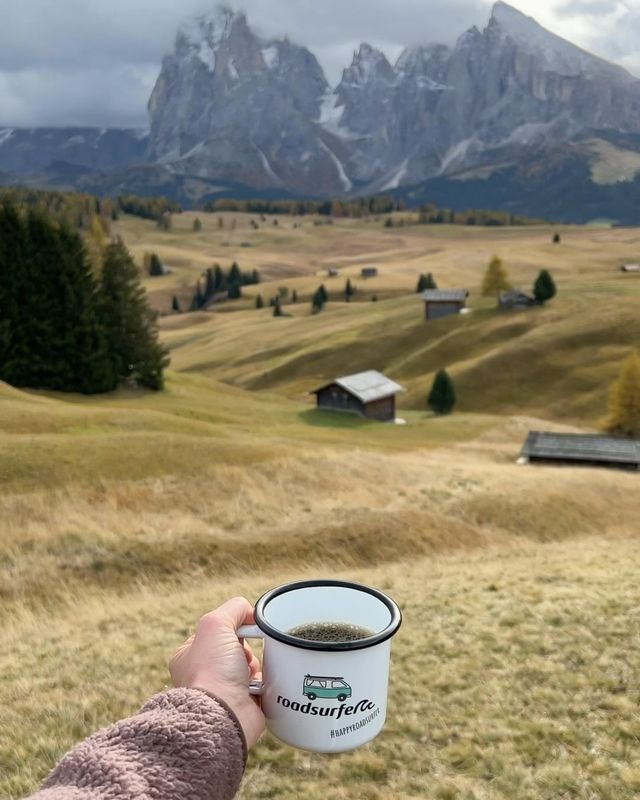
<box><xmin>238</xmin><ymin>579</ymin><xmax>402</xmax><ymax>753</ymax></box>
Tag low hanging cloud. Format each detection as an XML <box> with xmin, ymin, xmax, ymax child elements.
<box><xmin>0</xmin><ymin>0</ymin><xmax>636</xmax><ymax>128</ymax></box>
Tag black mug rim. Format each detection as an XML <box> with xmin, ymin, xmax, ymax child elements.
<box><xmin>253</xmin><ymin>579</ymin><xmax>402</xmax><ymax>652</ymax></box>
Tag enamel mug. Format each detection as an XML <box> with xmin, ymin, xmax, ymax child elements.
<box><xmin>238</xmin><ymin>579</ymin><xmax>402</xmax><ymax>753</ymax></box>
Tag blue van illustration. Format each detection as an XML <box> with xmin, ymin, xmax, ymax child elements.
<box><xmin>303</xmin><ymin>674</ymin><xmax>353</xmax><ymax>702</ymax></box>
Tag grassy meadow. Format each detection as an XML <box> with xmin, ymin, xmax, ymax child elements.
<box><xmin>1</xmin><ymin>212</ymin><xmax>640</xmax><ymax>798</ymax></box>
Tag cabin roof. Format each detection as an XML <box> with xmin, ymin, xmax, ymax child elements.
<box><xmin>521</xmin><ymin>431</ymin><xmax>640</xmax><ymax>465</ymax></box>
<box><xmin>422</xmin><ymin>289</ymin><xmax>469</xmax><ymax>302</ymax></box>
<box><xmin>313</xmin><ymin>370</ymin><xmax>405</xmax><ymax>403</ymax></box>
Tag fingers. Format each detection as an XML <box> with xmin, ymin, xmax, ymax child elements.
<box><xmin>243</xmin><ymin>641</ymin><xmax>261</xmax><ymax>677</ymax></box>
<box><xmin>198</xmin><ymin>597</ymin><xmax>255</xmax><ymax>635</ymax></box>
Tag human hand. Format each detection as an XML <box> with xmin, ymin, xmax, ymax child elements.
<box><xmin>170</xmin><ymin>597</ymin><xmax>265</xmax><ymax>748</ymax></box>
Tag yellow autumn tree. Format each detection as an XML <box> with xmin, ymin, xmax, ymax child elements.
<box><xmin>481</xmin><ymin>255</ymin><xmax>511</xmax><ymax>297</ymax></box>
<box><xmin>606</xmin><ymin>352</ymin><xmax>640</xmax><ymax>437</ymax></box>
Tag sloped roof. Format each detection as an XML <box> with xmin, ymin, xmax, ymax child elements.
<box><xmin>313</xmin><ymin>370</ymin><xmax>405</xmax><ymax>404</ymax></box>
<box><xmin>422</xmin><ymin>289</ymin><xmax>469</xmax><ymax>302</ymax></box>
<box><xmin>521</xmin><ymin>431</ymin><xmax>640</xmax><ymax>466</ymax></box>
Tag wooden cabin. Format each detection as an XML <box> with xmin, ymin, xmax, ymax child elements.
<box><xmin>423</xmin><ymin>289</ymin><xmax>469</xmax><ymax>320</ymax></box>
<box><xmin>499</xmin><ymin>289</ymin><xmax>536</xmax><ymax>310</ymax></box>
<box><xmin>519</xmin><ymin>431</ymin><xmax>640</xmax><ymax>471</ymax></box>
<box><xmin>361</xmin><ymin>268</ymin><xmax>378</xmax><ymax>279</ymax></box>
<box><xmin>312</xmin><ymin>370</ymin><xmax>405</xmax><ymax>422</ymax></box>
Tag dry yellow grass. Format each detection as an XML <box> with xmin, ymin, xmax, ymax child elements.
<box><xmin>3</xmin><ymin>538</ymin><xmax>640</xmax><ymax>799</ymax></box>
<box><xmin>2</xmin><ymin>215</ymin><xmax>640</xmax><ymax>798</ymax></box>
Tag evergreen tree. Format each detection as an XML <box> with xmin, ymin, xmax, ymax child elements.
<box><xmin>417</xmin><ymin>274</ymin><xmax>428</xmax><ymax>293</ymax></box>
<box><xmin>101</xmin><ymin>239</ymin><xmax>169</xmax><ymax>390</ymax></box>
<box><xmin>273</xmin><ymin>297</ymin><xmax>284</xmax><ymax>317</ymax></box>
<box><xmin>553</xmin><ymin>233</ymin><xmax>561</xmax><ymax>244</ymax></box>
<box><xmin>428</xmin><ymin>369</ymin><xmax>456</xmax><ymax>415</ymax></box>
<box><xmin>149</xmin><ymin>253</ymin><xmax>164</xmax><ymax>276</ymax></box>
<box><xmin>482</xmin><ymin>256</ymin><xmax>511</xmax><ymax>297</ymax></box>
<box><xmin>606</xmin><ymin>352</ymin><xmax>640</xmax><ymax>438</ymax></box>
<box><xmin>319</xmin><ymin>284</ymin><xmax>328</xmax><ymax>304</ymax></box>
<box><xmin>0</xmin><ymin>204</ymin><xmax>116</xmax><ymax>393</ymax></box>
<box><xmin>193</xmin><ymin>217</ymin><xmax>202</xmax><ymax>233</ymax></box>
<box><xmin>228</xmin><ymin>261</ymin><xmax>242</xmax><ymax>299</ymax></box>
<box><xmin>190</xmin><ymin>284</ymin><xmax>205</xmax><ymax>311</ymax></box>
<box><xmin>533</xmin><ymin>270</ymin><xmax>557</xmax><ymax>304</ymax></box>
<box><xmin>312</xmin><ymin>287</ymin><xmax>325</xmax><ymax>313</ymax></box>
<box><xmin>213</xmin><ymin>264</ymin><xmax>225</xmax><ymax>292</ymax></box>
<box><xmin>251</xmin><ymin>269</ymin><xmax>261</xmax><ymax>285</ymax></box>
<box><xmin>172</xmin><ymin>295</ymin><xmax>181</xmax><ymax>313</ymax></box>
<box><xmin>425</xmin><ymin>273</ymin><xmax>437</xmax><ymax>289</ymax></box>
<box><xmin>204</xmin><ymin>268</ymin><xmax>216</xmax><ymax>302</ymax></box>
<box><xmin>345</xmin><ymin>278</ymin><xmax>355</xmax><ymax>302</ymax></box>
<box><xmin>255</xmin><ymin>294</ymin><xmax>264</xmax><ymax>309</ymax></box>
<box><xmin>292</xmin><ymin>289</ymin><xmax>298</xmax><ymax>303</ymax></box>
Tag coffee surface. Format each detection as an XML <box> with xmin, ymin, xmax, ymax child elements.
<box><xmin>287</xmin><ymin>621</ymin><xmax>374</xmax><ymax>642</ymax></box>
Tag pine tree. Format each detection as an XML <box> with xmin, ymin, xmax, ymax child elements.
<box><xmin>149</xmin><ymin>253</ymin><xmax>164</xmax><ymax>276</ymax></box>
<box><xmin>204</xmin><ymin>268</ymin><xmax>216</xmax><ymax>302</ymax></box>
<box><xmin>292</xmin><ymin>289</ymin><xmax>298</xmax><ymax>303</ymax></box>
<box><xmin>425</xmin><ymin>273</ymin><xmax>437</xmax><ymax>289</ymax></box>
<box><xmin>312</xmin><ymin>287</ymin><xmax>325</xmax><ymax>314</ymax></box>
<box><xmin>193</xmin><ymin>217</ymin><xmax>202</xmax><ymax>233</ymax></box>
<box><xmin>553</xmin><ymin>233</ymin><xmax>561</xmax><ymax>244</ymax></box>
<box><xmin>533</xmin><ymin>270</ymin><xmax>557</xmax><ymax>304</ymax></box>
<box><xmin>228</xmin><ymin>261</ymin><xmax>242</xmax><ymax>299</ymax></box>
<box><xmin>0</xmin><ymin>204</ymin><xmax>116</xmax><ymax>393</ymax></box>
<box><xmin>428</xmin><ymin>369</ymin><xmax>456</xmax><ymax>415</ymax></box>
<box><xmin>251</xmin><ymin>269</ymin><xmax>261</xmax><ymax>285</ymax></box>
<box><xmin>172</xmin><ymin>295</ymin><xmax>181</xmax><ymax>313</ymax></box>
<box><xmin>213</xmin><ymin>264</ymin><xmax>225</xmax><ymax>292</ymax></box>
<box><xmin>273</xmin><ymin>297</ymin><xmax>284</xmax><ymax>317</ymax></box>
<box><xmin>606</xmin><ymin>353</ymin><xmax>640</xmax><ymax>438</ymax></box>
<box><xmin>191</xmin><ymin>284</ymin><xmax>205</xmax><ymax>311</ymax></box>
<box><xmin>345</xmin><ymin>278</ymin><xmax>355</xmax><ymax>302</ymax></box>
<box><xmin>482</xmin><ymin>256</ymin><xmax>511</xmax><ymax>297</ymax></box>
<box><xmin>255</xmin><ymin>294</ymin><xmax>264</xmax><ymax>309</ymax></box>
<box><xmin>319</xmin><ymin>284</ymin><xmax>328</xmax><ymax>304</ymax></box>
<box><xmin>101</xmin><ymin>239</ymin><xmax>169</xmax><ymax>390</ymax></box>
<box><xmin>417</xmin><ymin>274</ymin><xmax>428</xmax><ymax>293</ymax></box>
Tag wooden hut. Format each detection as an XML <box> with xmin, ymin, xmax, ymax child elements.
<box><xmin>423</xmin><ymin>289</ymin><xmax>469</xmax><ymax>320</ymax></box>
<box><xmin>361</xmin><ymin>267</ymin><xmax>378</xmax><ymax>279</ymax></box>
<box><xmin>499</xmin><ymin>289</ymin><xmax>536</xmax><ymax>310</ymax></box>
<box><xmin>312</xmin><ymin>370</ymin><xmax>405</xmax><ymax>422</ymax></box>
<box><xmin>519</xmin><ymin>432</ymin><xmax>640</xmax><ymax>471</ymax></box>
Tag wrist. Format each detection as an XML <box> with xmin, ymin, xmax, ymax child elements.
<box><xmin>192</xmin><ymin>683</ymin><xmax>264</xmax><ymax>749</ymax></box>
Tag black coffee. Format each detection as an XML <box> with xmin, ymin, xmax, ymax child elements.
<box><xmin>287</xmin><ymin>621</ymin><xmax>374</xmax><ymax>643</ymax></box>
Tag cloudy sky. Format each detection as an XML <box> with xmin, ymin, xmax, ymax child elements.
<box><xmin>0</xmin><ymin>0</ymin><xmax>637</xmax><ymax>128</ymax></box>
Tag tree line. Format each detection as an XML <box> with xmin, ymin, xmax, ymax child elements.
<box><xmin>0</xmin><ymin>203</ymin><xmax>168</xmax><ymax>394</ymax></box>
<box><xmin>184</xmin><ymin>262</ymin><xmax>261</xmax><ymax>312</ymax></box>
<box><xmin>204</xmin><ymin>196</ymin><xmax>401</xmax><ymax>217</ymax></box>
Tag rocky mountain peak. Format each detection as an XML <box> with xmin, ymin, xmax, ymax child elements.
<box><xmin>342</xmin><ymin>44</ymin><xmax>395</xmax><ymax>86</ymax></box>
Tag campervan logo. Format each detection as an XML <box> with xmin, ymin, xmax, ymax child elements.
<box><xmin>275</xmin><ymin>674</ymin><xmax>377</xmax><ymax>723</ymax></box>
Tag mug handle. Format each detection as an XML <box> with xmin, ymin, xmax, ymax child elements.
<box><xmin>238</xmin><ymin>625</ymin><xmax>265</xmax><ymax>696</ymax></box>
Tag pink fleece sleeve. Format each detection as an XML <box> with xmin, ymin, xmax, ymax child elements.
<box><xmin>26</xmin><ymin>689</ymin><xmax>247</xmax><ymax>800</ymax></box>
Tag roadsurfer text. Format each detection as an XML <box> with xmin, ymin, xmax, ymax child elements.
<box><xmin>277</xmin><ymin>696</ymin><xmax>376</xmax><ymax>719</ymax></box>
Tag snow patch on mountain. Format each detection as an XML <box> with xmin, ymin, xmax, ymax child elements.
<box><xmin>317</xmin><ymin>92</ymin><xmax>359</xmax><ymax>141</ymax></box>
<box><xmin>381</xmin><ymin>159</ymin><xmax>409</xmax><ymax>190</ymax></box>
<box><xmin>261</xmin><ymin>46</ymin><xmax>279</xmax><ymax>70</ymax></box>
<box><xmin>317</xmin><ymin>139</ymin><xmax>353</xmax><ymax>191</ymax></box>
<box><xmin>0</xmin><ymin>129</ymin><xmax>16</xmax><ymax>147</ymax></box>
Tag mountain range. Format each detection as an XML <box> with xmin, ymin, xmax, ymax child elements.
<box><xmin>2</xmin><ymin>2</ymin><xmax>640</xmax><ymax>223</ymax></box>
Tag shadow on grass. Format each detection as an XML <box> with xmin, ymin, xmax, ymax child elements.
<box><xmin>298</xmin><ymin>409</ymin><xmax>376</xmax><ymax>429</ymax></box>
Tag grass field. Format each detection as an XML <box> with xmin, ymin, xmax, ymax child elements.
<box><xmin>1</xmin><ymin>213</ymin><xmax>640</xmax><ymax>798</ymax></box>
